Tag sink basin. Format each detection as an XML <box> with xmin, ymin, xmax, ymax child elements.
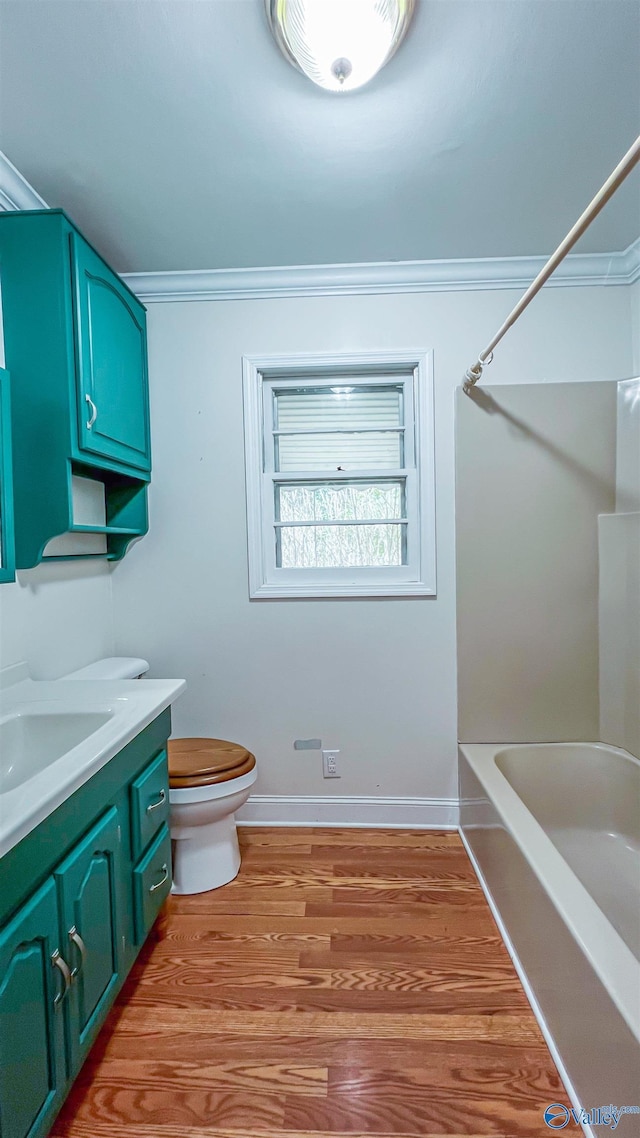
<box><xmin>0</xmin><ymin>663</ymin><xmax>186</xmax><ymax>858</ymax></box>
<box><xmin>0</xmin><ymin>708</ymin><xmax>114</xmax><ymax>793</ymax></box>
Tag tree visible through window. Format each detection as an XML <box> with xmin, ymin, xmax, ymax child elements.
<box><xmin>278</xmin><ymin>482</ymin><xmax>404</xmax><ymax>568</ymax></box>
<box><xmin>243</xmin><ymin>352</ymin><xmax>436</xmax><ymax>598</ymax></box>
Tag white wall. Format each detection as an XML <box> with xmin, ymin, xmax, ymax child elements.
<box><xmin>599</xmin><ymin>376</ymin><xmax>640</xmax><ymax>759</ymax></box>
<box><xmin>0</xmin><ymin>561</ymin><xmax>113</xmax><ymax>678</ymax></box>
<box><xmin>110</xmin><ymin>283</ymin><xmax>633</xmax><ymax>809</ymax></box>
<box><xmin>599</xmin><ymin>513</ymin><xmax>640</xmax><ymax>759</ymax></box>
<box><xmin>456</xmin><ymin>381</ymin><xmax>617</xmax><ymax>743</ymax></box>
<box><xmin>616</xmin><ymin>376</ymin><xmax>640</xmax><ymax>513</ymax></box>
<box><xmin>631</xmin><ymin>280</ymin><xmax>640</xmax><ymax>374</ymax></box>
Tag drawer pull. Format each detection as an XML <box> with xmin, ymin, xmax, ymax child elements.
<box><xmin>149</xmin><ymin>863</ymin><xmax>169</xmax><ymax>893</ymax></box>
<box><xmin>85</xmin><ymin>394</ymin><xmax>98</xmax><ymax>429</ymax></box>
<box><xmin>68</xmin><ymin>925</ymin><xmax>87</xmax><ymax>981</ymax></box>
<box><xmin>146</xmin><ymin>788</ymin><xmax>167</xmax><ymax>814</ymax></box>
<box><xmin>51</xmin><ymin>949</ymin><xmax>72</xmax><ymax>1009</ymax></box>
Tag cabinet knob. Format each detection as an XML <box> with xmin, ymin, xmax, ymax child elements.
<box><xmin>51</xmin><ymin>949</ymin><xmax>72</xmax><ymax>1008</ymax></box>
<box><xmin>85</xmin><ymin>394</ymin><xmax>98</xmax><ymax>429</ymax></box>
<box><xmin>68</xmin><ymin>925</ymin><xmax>88</xmax><ymax>981</ymax></box>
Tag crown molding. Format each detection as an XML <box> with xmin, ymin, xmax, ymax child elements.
<box><xmin>123</xmin><ymin>238</ymin><xmax>640</xmax><ymax>303</ymax></box>
<box><xmin>619</xmin><ymin>235</ymin><xmax>640</xmax><ymax>285</ymax></box>
<box><xmin>0</xmin><ymin>151</ymin><xmax>47</xmax><ymax>212</ymax></box>
<box><xmin>0</xmin><ymin>148</ymin><xmax>637</xmax><ymax>297</ymax></box>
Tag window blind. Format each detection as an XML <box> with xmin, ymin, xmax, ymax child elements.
<box><xmin>273</xmin><ymin>385</ymin><xmax>404</xmax><ymax>472</ymax></box>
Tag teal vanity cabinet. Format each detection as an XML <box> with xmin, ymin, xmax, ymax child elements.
<box><xmin>54</xmin><ymin>807</ymin><xmax>123</xmax><ymax>1074</ymax></box>
<box><xmin>0</xmin><ymin>366</ymin><xmax>16</xmax><ymax>582</ymax></box>
<box><xmin>0</xmin><ymin>209</ymin><xmax>150</xmax><ymax>568</ymax></box>
<box><xmin>0</xmin><ymin>711</ymin><xmax>172</xmax><ymax>1138</ymax></box>
<box><xmin>0</xmin><ymin>880</ymin><xmax>67</xmax><ymax>1138</ymax></box>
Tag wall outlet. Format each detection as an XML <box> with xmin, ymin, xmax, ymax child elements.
<box><xmin>322</xmin><ymin>749</ymin><xmax>340</xmax><ymax>778</ymax></box>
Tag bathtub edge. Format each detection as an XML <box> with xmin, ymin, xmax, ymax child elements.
<box><xmin>458</xmin><ymin>823</ymin><xmax>594</xmax><ymax>1138</ymax></box>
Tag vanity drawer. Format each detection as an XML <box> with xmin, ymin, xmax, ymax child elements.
<box><xmin>132</xmin><ymin>825</ymin><xmax>172</xmax><ymax>943</ymax></box>
<box><xmin>130</xmin><ymin>750</ymin><xmax>170</xmax><ymax>858</ymax></box>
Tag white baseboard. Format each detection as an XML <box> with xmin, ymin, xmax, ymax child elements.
<box><xmin>236</xmin><ymin>794</ymin><xmax>458</xmax><ymax>828</ymax></box>
<box><xmin>458</xmin><ymin>827</ymin><xmax>594</xmax><ymax>1138</ymax></box>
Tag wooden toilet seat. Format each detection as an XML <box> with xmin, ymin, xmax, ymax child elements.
<box><xmin>167</xmin><ymin>737</ymin><xmax>256</xmax><ymax>788</ymax></box>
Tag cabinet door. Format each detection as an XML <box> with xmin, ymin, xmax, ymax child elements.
<box><xmin>71</xmin><ymin>233</ymin><xmax>151</xmax><ymax>473</ymax></box>
<box><xmin>55</xmin><ymin>807</ymin><xmax>123</xmax><ymax>1071</ymax></box>
<box><xmin>0</xmin><ymin>878</ymin><xmax>67</xmax><ymax>1138</ymax></box>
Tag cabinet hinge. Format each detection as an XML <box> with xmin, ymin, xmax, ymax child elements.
<box><xmin>122</xmin><ymin>934</ymin><xmax>126</xmax><ymax>954</ymax></box>
<box><xmin>117</xmin><ymin>825</ymin><xmax>121</xmax><ymax>843</ymax></box>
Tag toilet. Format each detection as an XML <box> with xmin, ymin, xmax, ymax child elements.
<box><xmin>60</xmin><ymin>658</ymin><xmax>258</xmax><ymax>895</ymax></box>
<box><xmin>168</xmin><ymin>737</ymin><xmax>257</xmax><ymax>894</ymax></box>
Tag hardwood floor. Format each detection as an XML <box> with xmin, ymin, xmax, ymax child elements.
<box><xmin>51</xmin><ymin>828</ymin><xmax>571</xmax><ymax>1137</ymax></box>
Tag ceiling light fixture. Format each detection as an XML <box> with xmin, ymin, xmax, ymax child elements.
<box><xmin>266</xmin><ymin>0</ymin><xmax>415</xmax><ymax>93</ymax></box>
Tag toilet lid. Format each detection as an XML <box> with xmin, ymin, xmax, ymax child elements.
<box><xmin>168</xmin><ymin>737</ymin><xmax>256</xmax><ymax>788</ymax></box>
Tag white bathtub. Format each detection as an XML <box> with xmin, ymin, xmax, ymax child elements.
<box><xmin>459</xmin><ymin>741</ymin><xmax>640</xmax><ymax>1131</ymax></box>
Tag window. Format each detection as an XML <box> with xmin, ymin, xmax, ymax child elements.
<box><xmin>242</xmin><ymin>351</ymin><xmax>435</xmax><ymax>598</ymax></box>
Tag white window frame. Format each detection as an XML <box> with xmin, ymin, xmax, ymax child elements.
<box><xmin>242</xmin><ymin>350</ymin><xmax>436</xmax><ymax>599</ymax></box>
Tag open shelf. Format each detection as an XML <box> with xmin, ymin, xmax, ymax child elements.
<box><xmin>69</xmin><ymin>525</ymin><xmax>142</xmax><ymax>535</ymax></box>
<box><xmin>36</xmin><ymin>465</ymin><xmax>149</xmax><ymax>564</ymax></box>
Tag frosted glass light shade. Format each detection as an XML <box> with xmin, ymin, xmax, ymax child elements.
<box><xmin>266</xmin><ymin>0</ymin><xmax>415</xmax><ymax>92</ymax></box>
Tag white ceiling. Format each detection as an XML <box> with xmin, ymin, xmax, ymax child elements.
<box><xmin>0</xmin><ymin>0</ymin><xmax>638</xmax><ymax>273</ymax></box>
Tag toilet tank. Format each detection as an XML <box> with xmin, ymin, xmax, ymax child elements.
<box><xmin>61</xmin><ymin>657</ymin><xmax>150</xmax><ymax>680</ymax></box>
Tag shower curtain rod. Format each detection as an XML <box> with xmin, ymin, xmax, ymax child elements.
<box><xmin>463</xmin><ymin>133</ymin><xmax>640</xmax><ymax>393</ymax></box>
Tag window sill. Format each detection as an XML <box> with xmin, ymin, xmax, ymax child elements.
<box><xmin>249</xmin><ymin>581</ymin><xmax>437</xmax><ymax>600</ymax></box>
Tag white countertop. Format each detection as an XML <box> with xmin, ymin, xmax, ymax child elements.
<box><xmin>0</xmin><ymin>667</ymin><xmax>186</xmax><ymax>857</ymax></box>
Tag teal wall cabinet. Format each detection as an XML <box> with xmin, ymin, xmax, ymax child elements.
<box><xmin>0</xmin><ymin>209</ymin><xmax>151</xmax><ymax>568</ymax></box>
<box><xmin>72</xmin><ymin>235</ymin><xmax>150</xmax><ymax>473</ymax></box>
<box><xmin>0</xmin><ymin>710</ymin><xmax>172</xmax><ymax>1138</ymax></box>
